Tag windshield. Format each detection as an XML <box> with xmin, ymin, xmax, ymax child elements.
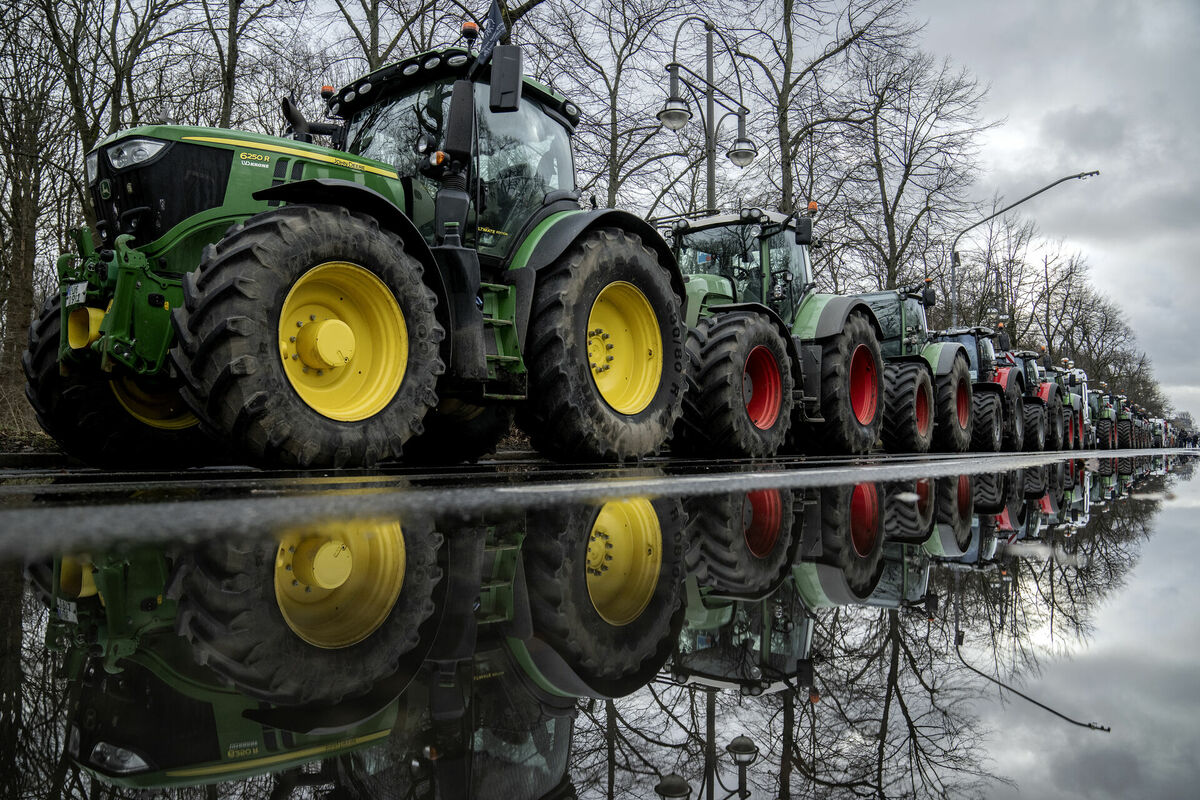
<box><xmin>346</xmin><ymin>80</ymin><xmax>574</xmax><ymax>256</ymax></box>
<box><xmin>677</xmin><ymin>223</ymin><xmax>809</xmax><ymax>317</ymax></box>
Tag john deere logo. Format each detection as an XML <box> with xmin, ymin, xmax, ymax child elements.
<box><xmin>99</xmin><ymin>179</ymin><xmax>112</xmax><ymax>200</ymax></box>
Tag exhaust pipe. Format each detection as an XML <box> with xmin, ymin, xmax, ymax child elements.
<box><xmin>67</xmin><ymin>307</ymin><xmax>105</xmax><ymax>349</ymax></box>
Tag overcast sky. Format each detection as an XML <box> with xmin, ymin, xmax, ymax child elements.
<box><xmin>912</xmin><ymin>0</ymin><xmax>1200</xmax><ymax>421</ymax></box>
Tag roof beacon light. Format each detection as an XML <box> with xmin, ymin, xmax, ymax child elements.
<box><xmin>462</xmin><ymin>20</ymin><xmax>480</xmax><ymax>41</ymax></box>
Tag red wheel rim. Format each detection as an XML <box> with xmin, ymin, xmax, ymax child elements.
<box><xmin>849</xmin><ymin>345</ymin><xmax>878</xmax><ymax>425</ymax></box>
<box><xmin>849</xmin><ymin>483</ymin><xmax>880</xmax><ymax>557</ymax></box>
<box><xmin>956</xmin><ymin>475</ymin><xmax>971</xmax><ymax>517</ymax></box>
<box><xmin>916</xmin><ymin>382</ymin><xmax>932</xmax><ymax>437</ymax></box>
<box><xmin>743</xmin><ymin>489</ymin><xmax>783</xmax><ymax>558</ymax></box>
<box><xmin>955</xmin><ymin>380</ymin><xmax>970</xmax><ymax>428</ymax></box>
<box><xmin>743</xmin><ymin>345</ymin><xmax>783</xmax><ymax>430</ymax></box>
<box><xmin>917</xmin><ymin>479</ymin><xmax>932</xmax><ymax>517</ymax></box>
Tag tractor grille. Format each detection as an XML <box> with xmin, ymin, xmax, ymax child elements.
<box><xmin>91</xmin><ymin>141</ymin><xmax>232</xmax><ymax>251</ymax></box>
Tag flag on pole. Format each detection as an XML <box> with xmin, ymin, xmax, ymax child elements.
<box><xmin>473</xmin><ymin>0</ymin><xmax>507</xmax><ymax>71</ymax></box>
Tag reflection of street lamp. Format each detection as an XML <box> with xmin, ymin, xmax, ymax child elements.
<box><xmin>651</xmin><ymin>735</ymin><xmax>760</xmax><ymax>800</ymax></box>
<box><xmin>657</xmin><ymin>17</ymin><xmax>757</xmax><ymax>212</ymax></box>
<box><xmin>654</xmin><ymin>773</ymin><xmax>693</xmax><ymax>799</ymax></box>
<box><xmin>725</xmin><ymin>735</ymin><xmax>759</xmax><ymax>798</ymax></box>
<box><xmin>948</xmin><ymin>170</ymin><xmax>1099</xmax><ymax>326</ymax></box>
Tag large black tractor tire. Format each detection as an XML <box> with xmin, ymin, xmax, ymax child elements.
<box><xmin>935</xmin><ymin>475</ymin><xmax>975</xmax><ymax>554</ymax></box>
<box><xmin>169</xmin><ymin>519</ymin><xmax>443</xmax><ymax>705</ymax></box>
<box><xmin>880</xmin><ymin>362</ymin><xmax>933</xmax><ymax>453</ymax></box>
<box><xmin>674</xmin><ymin>312</ymin><xmax>794</xmax><ymax>458</ymax></box>
<box><xmin>1001</xmin><ymin>379</ymin><xmax>1025</xmax><ymax>451</ymax></box>
<box><xmin>932</xmin><ymin>355</ymin><xmax>973</xmax><ymax>453</ymax></box>
<box><xmin>972</xmin><ymin>472</ymin><xmax>1006</xmax><ymax>515</ymax></box>
<box><xmin>970</xmin><ymin>393</ymin><xmax>1003</xmax><ymax>452</ymax></box>
<box><xmin>399</xmin><ymin>399</ymin><xmax>515</xmax><ymax>465</ymax></box>
<box><xmin>522</xmin><ymin>497</ymin><xmax>685</xmax><ymax>683</ymax></box>
<box><xmin>818</xmin><ymin>483</ymin><xmax>885</xmax><ymax>598</ymax></box>
<box><xmin>1097</xmin><ymin>418</ymin><xmax>1115</xmax><ymax>451</ymax></box>
<box><xmin>684</xmin><ymin>489</ymin><xmax>794</xmax><ymax>598</ymax></box>
<box><xmin>1023</xmin><ymin>401</ymin><xmax>1047</xmax><ymax>452</ymax></box>
<box><xmin>23</xmin><ymin>295</ymin><xmax>221</xmax><ymax>469</ymax></box>
<box><xmin>1117</xmin><ymin>418</ymin><xmax>1133</xmax><ymax>450</ymax></box>
<box><xmin>171</xmin><ymin>205</ymin><xmax>444</xmax><ymax>468</ymax></box>
<box><xmin>1045</xmin><ymin>393</ymin><xmax>1067</xmax><ymax>450</ymax></box>
<box><xmin>523</xmin><ymin>228</ymin><xmax>686</xmax><ymax>461</ymax></box>
<box><xmin>809</xmin><ymin>312</ymin><xmax>883</xmax><ymax>455</ymax></box>
<box><xmin>883</xmin><ymin>479</ymin><xmax>936</xmax><ymax>543</ymax></box>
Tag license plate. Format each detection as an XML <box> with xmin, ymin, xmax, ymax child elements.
<box><xmin>66</xmin><ymin>282</ymin><xmax>88</xmax><ymax>307</ymax></box>
<box><xmin>57</xmin><ymin>599</ymin><xmax>78</xmax><ymax>623</ymax></box>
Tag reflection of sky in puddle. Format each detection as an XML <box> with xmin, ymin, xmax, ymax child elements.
<box><xmin>979</xmin><ymin>469</ymin><xmax>1200</xmax><ymax>800</ymax></box>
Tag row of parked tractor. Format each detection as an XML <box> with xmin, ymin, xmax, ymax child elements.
<box><xmin>24</xmin><ymin>32</ymin><xmax>1183</xmax><ymax>469</ymax></box>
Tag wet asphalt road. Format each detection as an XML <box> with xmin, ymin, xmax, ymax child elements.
<box><xmin>0</xmin><ymin>448</ymin><xmax>1187</xmax><ymax>557</ymax></box>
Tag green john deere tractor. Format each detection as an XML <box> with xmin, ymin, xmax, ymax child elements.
<box><xmin>26</xmin><ymin>33</ymin><xmax>686</xmax><ymax>468</ymax></box>
<box><xmin>666</xmin><ymin>208</ymin><xmax>885</xmax><ymax>457</ymax></box>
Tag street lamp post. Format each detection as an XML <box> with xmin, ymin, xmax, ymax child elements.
<box><xmin>657</xmin><ymin>18</ymin><xmax>757</xmax><ymax>213</ymax></box>
<box><xmin>949</xmin><ymin>170</ymin><xmax>1099</xmax><ymax>326</ymax></box>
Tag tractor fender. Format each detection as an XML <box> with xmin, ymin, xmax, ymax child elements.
<box><xmin>920</xmin><ymin>341</ymin><xmax>969</xmax><ymax>377</ymax></box>
<box><xmin>793</xmin><ymin>294</ymin><xmax>883</xmax><ymax>342</ymax></box>
<box><xmin>995</xmin><ymin>365</ymin><xmax>1020</xmax><ymax>392</ymax></box>
<box><xmin>253</xmin><ymin>179</ymin><xmax>437</xmax><ymax>281</ymax></box>
<box><xmin>973</xmin><ymin>381</ymin><xmax>1004</xmax><ymax>398</ymax></box>
<box><xmin>1036</xmin><ymin>381</ymin><xmax>1061</xmax><ymax>405</ymax></box>
<box><xmin>504</xmin><ymin>208</ymin><xmax>681</xmax><ymax>352</ymax></box>
<box><xmin>1022</xmin><ymin>395</ymin><xmax>1047</xmax><ymax>408</ymax></box>
<box><xmin>252</xmin><ymin>178</ymin><xmax>453</xmax><ymax>359</ymax></box>
<box><xmin>510</xmin><ymin>208</ymin><xmax>683</xmax><ymax>298</ymax></box>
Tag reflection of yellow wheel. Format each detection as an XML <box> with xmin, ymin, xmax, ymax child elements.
<box><xmin>109</xmin><ymin>375</ymin><xmax>198</xmax><ymax>430</ymax></box>
<box><xmin>278</xmin><ymin>261</ymin><xmax>408</xmax><ymax>422</ymax></box>
<box><xmin>523</xmin><ymin>495</ymin><xmax>684</xmax><ymax>686</ymax></box>
<box><xmin>274</xmin><ymin>520</ymin><xmax>406</xmax><ymax>649</ymax></box>
<box><xmin>585</xmin><ymin>498</ymin><xmax>662</xmax><ymax>625</ymax></box>
<box><xmin>587</xmin><ymin>282</ymin><xmax>663</xmax><ymax>414</ymax></box>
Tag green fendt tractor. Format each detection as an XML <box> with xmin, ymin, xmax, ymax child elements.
<box><xmin>26</xmin><ymin>28</ymin><xmax>686</xmax><ymax>468</ymax></box>
<box><xmin>666</xmin><ymin>207</ymin><xmax>885</xmax><ymax>457</ymax></box>
<box><xmin>856</xmin><ymin>282</ymin><xmax>974</xmax><ymax>454</ymax></box>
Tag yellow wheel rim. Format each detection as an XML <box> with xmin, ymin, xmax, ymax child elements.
<box><xmin>274</xmin><ymin>520</ymin><xmax>406</xmax><ymax>649</ymax></box>
<box><xmin>585</xmin><ymin>498</ymin><xmax>662</xmax><ymax>626</ymax></box>
<box><xmin>586</xmin><ymin>281</ymin><xmax>663</xmax><ymax>414</ymax></box>
<box><xmin>278</xmin><ymin>261</ymin><xmax>407</xmax><ymax>422</ymax></box>
<box><xmin>109</xmin><ymin>376</ymin><xmax>199</xmax><ymax>430</ymax></box>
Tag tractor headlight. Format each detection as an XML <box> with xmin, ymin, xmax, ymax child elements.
<box><xmin>85</xmin><ymin>152</ymin><xmax>99</xmax><ymax>184</ymax></box>
<box><xmin>90</xmin><ymin>741</ymin><xmax>151</xmax><ymax>774</ymax></box>
<box><xmin>106</xmin><ymin>138</ymin><xmax>166</xmax><ymax>170</ymax></box>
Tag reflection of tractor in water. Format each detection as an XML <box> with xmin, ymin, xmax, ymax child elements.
<box><xmin>27</xmin><ymin>22</ymin><xmax>688</xmax><ymax>469</ymax></box>
<box><xmin>28</xmin><ymin>495</ymin><xmax>685</xmax><ymax>788</ymax></box>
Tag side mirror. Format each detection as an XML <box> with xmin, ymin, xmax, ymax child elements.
<box><xmin>1069</xmin><ymin>373</ymin><xmax>1078</xmax><ymax>387</ymax></box>
<box><xmin>489</xmin><ymin>45</ymin><xmax>523</xmax><ymax>112</ymax></box>
<box><xmin>795</xmin><ymin>216</ymin><xmax>813</xmax><ymax>246</ymax></box>
<box><xmin>922</xmin><ymin>286</ymin><xmax>936</xmax><ymax>308</ymax></box>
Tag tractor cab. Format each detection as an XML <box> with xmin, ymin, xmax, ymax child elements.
<box><xmin>670</xmin><ymin>208</ymin><xmax>813</xmax><ymax>323</ymax></box>
<box><xmin>932</xmin><ymin>326</ymin><xmax>996</xmax><ymax>381</ymax></box>
<box><xmin>858</xmin><ymin>280</ymin><xmax>936</xmax><ymax>359</ymax></box>
<box><xmin>334</xmin><ymin>47</ymin><xmax>581</xmax><ymax>261</ymax></box>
